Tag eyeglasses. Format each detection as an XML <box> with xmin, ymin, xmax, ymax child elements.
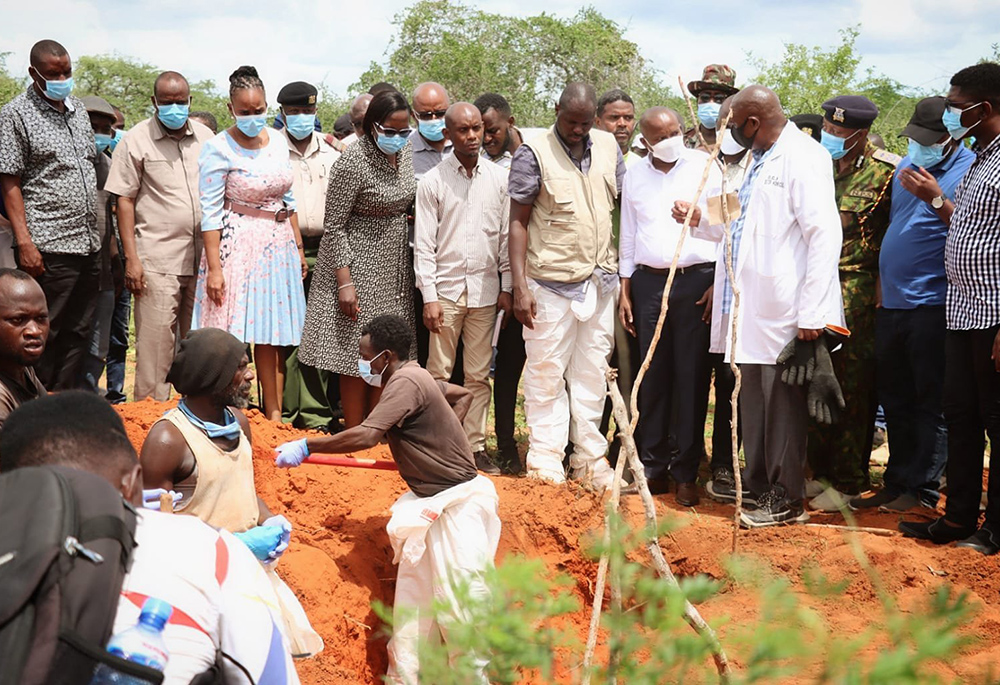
<box><xmin>374</xmin><ymin>122</ymin><xmax>413</xmax><ymax>138</ymax></box>
<box><xmin>697</xmin><ymin>93</ymin><xmax>727</xmax><ymax>105</ymax></box>
<box><xmin>414</xmin><ymin>109</ymin><xmax>447</xmax><ymax>121</ymax></box>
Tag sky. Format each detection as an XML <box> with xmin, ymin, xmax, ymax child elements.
<box><xmin>4</xmin><ymin>0</ymin><xmax>998</xmax><ymax>107</ymax></box>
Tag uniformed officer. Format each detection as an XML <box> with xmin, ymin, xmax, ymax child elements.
<box><xmin>807</xmin><ymin>94</ymin><xmax>899</xmax><ymax>511</ymax></box>
<box><xmin>275</xmin><ymin>81</ymin><xmax>344</xmax><ymax>431</ymax></box>
<box><xmin>789</xmin><ymin>113</ymin><xmax>823</xmax><ymax>143</ymax></box>
<box><xmin>684</xmin><ymin>64</ymin><xmax>739</xmax><ymax>151</ymax></box>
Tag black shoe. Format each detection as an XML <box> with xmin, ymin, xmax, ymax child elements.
<box><xmin>898</xmin><ymin>517</ymin><xmax>975</xmax><ymax>544</ymax></box>
<box><xmin>706</xmin><ymin>467</ymin><xmax>756</xmax><ymax>506</ymax></box>
<box><xmin>955</xmin><ymin>528</ymin><xmax>1000</xmax><ymax>555</ymax></box>
<box><xmin>474</xmin><ymin>451</ymin><xmax>502</xmax><ymax>475</ymax></box>
<box><xmin>675</xmin><ymin>481</ymin><xmax>700</xmax><ymax>507</ymax></box>
<box><xmin>739</xmin><ymin>486</ymin><xmax>808</xmax><ymax>528</ymax></box>
<box><xmin>848</xmin><ymin>489</ymin><xmax>899</xmax><ymax>511</ymax></box>
<box><xmin>647</xmin><ymin>477</ymin><xmax>671</xmax><ymax>495</ymax></box>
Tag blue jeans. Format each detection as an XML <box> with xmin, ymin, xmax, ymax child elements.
<box><xmin>875</xmin><ymin>306</ymin><xmax>947</xmax><ymax>506</ymax></box>
<box><xmin>105</xmin><ymin>289</ymin><xmax>131</xmax><ymax>404</ymax></box>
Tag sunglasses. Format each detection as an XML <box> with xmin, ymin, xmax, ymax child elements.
<box><xmin>414</xmin><ymin>109</ymin><xmax>447</xmax><ymax>121</ymax></box>
<box><xmin>375</xmin><ymin>122</ymin><xmax>413</xmax><ymax>138</ymax></box>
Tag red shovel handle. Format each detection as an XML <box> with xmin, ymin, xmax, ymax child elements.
<box><xmin>303</xmin><ymin>453</ymin><xmax>399</xmax><ymax>471</ymax></box>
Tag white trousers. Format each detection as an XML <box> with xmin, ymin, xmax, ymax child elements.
<box><xmin>386</xmin><ymin>478</ymin><xmax>501</xmax><ymax>685</ymax></box>
<box><xmin>521</xmin><ymin>277</ymin><xmax>616</xmax><ymax>485</ymax></box>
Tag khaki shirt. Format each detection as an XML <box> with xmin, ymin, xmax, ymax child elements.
<box><xmin>105</xmin><ymin>117</ymin><xmax>213</xmax><ymax>276</ymax></box>
<box><xmin>281</xmin><ymin>129</ymin><xmax>341</xmax><ymax>237</ymax></box>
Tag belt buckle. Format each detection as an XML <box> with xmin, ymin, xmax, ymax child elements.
<box><xmin>274</xmin><ymin>208</ymin><xmax>289</xmax><ymax>222</ymax></box>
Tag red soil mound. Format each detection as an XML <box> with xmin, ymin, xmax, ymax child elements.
<box><xmin>117</xmin><ymin>401</ymin><xmax>1000</xmax><ymax>683</ymax></box>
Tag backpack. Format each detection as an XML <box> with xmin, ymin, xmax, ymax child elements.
<box><xmin>0</xmin><ymin>465</ymin><xmax>164</xmax><ymax>685</ymax></box>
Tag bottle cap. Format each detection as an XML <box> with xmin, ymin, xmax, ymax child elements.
<box><xmin>139</xmin><ymin>597</ymin><xmax>174</xmax><ymax>629</ymax></box>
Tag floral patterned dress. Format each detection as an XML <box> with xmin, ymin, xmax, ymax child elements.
<box><xmin>193</xmin><ymin>128</ymin><xmax>306</xmax><ymax>345</ymax></box>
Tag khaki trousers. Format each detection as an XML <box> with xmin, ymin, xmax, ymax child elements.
<box><xmin>134</xmin><ymin>271</ymin><xmax>196</xmax><ymax>401</ymax></box>
<box><xmin>426</xmin><ymin>293</ymin><xmax>495</xmax><ymax>452</ymax></box>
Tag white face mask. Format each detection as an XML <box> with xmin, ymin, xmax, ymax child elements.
<box><xmin>719</xmin><ymin>129</ymin><xmax>746</xmax><ymax>155</ymax></box>
<box><xmin>646</xmin><ymin>134</ymin><xmax>684</xmax><ymax>164</ymax></box>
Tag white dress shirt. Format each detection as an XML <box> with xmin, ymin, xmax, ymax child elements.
<box><xmin>619</xmin><ymin>148</ymin><xmax>722</xmax><ymax>278</ymax></box>
<box><xmin>414</xmin><ymin>154</ymin><xmax>511</xmax><ymax>308</ymax></box>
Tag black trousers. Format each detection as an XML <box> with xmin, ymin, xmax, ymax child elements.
<box><xmin>26</xmin><ymin>251</ymin><xmax>101</xmax><ymax>391</ymax></box>
<box><xmin>942</xmin><ymin>326</ymin><xmax>1000</xmax><ymax>531</ymax></box>
<box><xmin>493</xmin><ymin>315</ymin><xmax>526</xmax><ymax>457</ymax></box>
<box><xmin>876</xmin><ymin>307</ymin><xmax>947</xmax><ymax>505</ymax></box>
<box><xmin>632</xmin><ymin>265</ymin><xmax>714</xmax><ymax>483</ymax></box>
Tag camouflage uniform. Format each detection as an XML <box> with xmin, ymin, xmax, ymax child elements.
<box><xmin>684</xmin><ymin>64</ymin><xmax>739</xmax><ymax>153</ymax></box>
<box><xmin>807</xmin><ymin>141</ymin><xmax>899</xmax><ymax>493</ymax></box>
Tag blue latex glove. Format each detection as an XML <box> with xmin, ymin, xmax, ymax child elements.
<box><xmin>275</xmin><ymin>438</ymin><xmax>310</xmax><ymax>468</ymax></box>
<box><xmin>262</xmin><ymin>515</ymin><xmax>293</xmax><ymax>560</ymax></box>
<box><xmin>233</xmin><ymin>526</ymin><xmax>284</xmax><ymax>561</ymax></box>
<box><xmin>141</xmin><ymin>488</ymin><xmax>183</xmax><ymax>510</ymax></box>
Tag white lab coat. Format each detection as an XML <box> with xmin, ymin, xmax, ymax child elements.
<box><xmin>696</xmin><ymin>122</ymin><xmax>844</xmax><ymax>365</ymax></box>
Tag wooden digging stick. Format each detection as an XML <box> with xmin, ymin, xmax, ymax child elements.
<box><xmin>581</xmin><ymin>372</ymin><xmax>632</xmax><ymax>685</ymax></box>
<box><xmin>677</xmin><ymin>83</ymin><xmax>745</xmax><ymax>552</ymax></box>
<box><xmin>609</xmin><ymin>372</ymin><xmax>732</xmax><ymax>682</ymax></box>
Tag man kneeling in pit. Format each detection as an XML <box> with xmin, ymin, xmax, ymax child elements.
<box><xmin>273</xmin><ymin>313</ymin><xmax>501</xmax><ymax>684</ymax></box>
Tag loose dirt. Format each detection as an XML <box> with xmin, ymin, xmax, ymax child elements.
<box><xmin>117</xmin><ymin>400</ymin><xmax>1000</xmax><ymax>683</ymax></box>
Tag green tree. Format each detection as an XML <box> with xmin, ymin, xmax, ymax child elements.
<box><xmin>354</xmin><ymin>1</ymin><xmax>681</xmax><ymax>128</ymax></box>
<box><xmin>73</xmin><ymin>54</ymin><xmax>231</xmax><ymax>129</ymax></box>
<box><xmin>0</xmin><ymin>52</ymin><xmax>27</xmax><ymax>107</ymax></box>
<box><xmin>748</xmin><ymin>27</ymin><xmax>922</xmax><ymax>155</ymax></box>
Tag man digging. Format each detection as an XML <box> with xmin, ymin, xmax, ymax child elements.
<box><xmin>273</xmin><ymin>313</ymin><xmax>501</xmax><ymax>684</ymax></box>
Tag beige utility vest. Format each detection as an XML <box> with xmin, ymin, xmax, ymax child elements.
<box><xmin>163</xmin><ymin>408</ymin><xmax>259</xmax><ymax>534</ymax></box>
<box><xmin>524</xmin><ymin>127</ymin><xmax>618</xmax><ymax>283</ymax></box>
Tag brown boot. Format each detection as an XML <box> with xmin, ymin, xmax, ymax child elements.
<box><xmin>675</xmin><ymin>481</ymin><xmax>700</xmax><ymax>507</ymax></box>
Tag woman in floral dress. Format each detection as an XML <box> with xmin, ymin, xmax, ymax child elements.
<box><xmin>193</xmin><ymin>65</ymin><xmax>307</xmax><ymax>421</ymax></box>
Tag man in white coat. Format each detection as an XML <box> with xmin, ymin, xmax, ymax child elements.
<box><xmin>677</xmin><ymin>85</ymin><xmax>844</xmax><ymax>527</ymax></box>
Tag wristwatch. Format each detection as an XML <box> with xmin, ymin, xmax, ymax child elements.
<box><xmin>930</xmin><ymin>195</ymin><xmax>946</xmax><ymax>210</ymax></box>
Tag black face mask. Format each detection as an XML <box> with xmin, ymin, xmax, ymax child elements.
<box><xmin>730</xmin><ymin>117</ymin><xmax>758</xmax><ymax>150</ymax></box>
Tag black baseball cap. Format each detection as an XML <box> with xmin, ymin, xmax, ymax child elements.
<box><xmin>901</xmin><ymin>96</ymin><xmax>948</xmax><ymax>146</ymax></box>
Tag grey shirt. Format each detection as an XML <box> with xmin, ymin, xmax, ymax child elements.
<box><xmin>409</xmin><ymin>129</ymin><xmax>453</xmax><ymax>181</ymax></box>
<box><xmin>0</xmin><ymin>87</ymin><xmax>98</xmax><ymax>255</ymax></box>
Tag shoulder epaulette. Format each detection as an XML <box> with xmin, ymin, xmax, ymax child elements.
<box><xmin>872</xmin><ymin>148</ymin><xmax>902</xmax><ymax>167</ymax></box>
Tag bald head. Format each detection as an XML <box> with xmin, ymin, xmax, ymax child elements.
<box><xmin>153</xmin><ymin>71</ymin><xmax>189</xmax><ymax>101</ymax></box>
<box><xmin>412</xmin><ymin>82</ymin><xmax>450</xmax><ymax>112</ymax></box>
<box><xmin>350</xmin><ymin>93</ymin><xmax>373</xmax><ymax>119</ymax></box>
<box><xmin>639</xmin><ymin>107</ymin><xmax>681</xmax><ymax>133</ymax></box>
<box><xmin>729</xmin><ymin>85</ymin><xmax>787</xmax><ymax>150</ymax></box>
<box><xmin>0</xmin><ymin>269</ymin><xmax>49</xmax><ymax>368</ymax></box>
<box><xmin>445</xmin><ymin>102</ymin><xmax>480</xmax><ymax>128</ymax></box>
<box><xmin>444</xmin><ymin>103</ymin><xmax>484</xmax><ymax>162</ymax></box>
<box><xmin>558</xmin><ymin>82</ymin><xmax>597</xmax><ymax>111</ymax></box>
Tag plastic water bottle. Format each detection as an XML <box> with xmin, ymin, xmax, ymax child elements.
<box><xmin>91</xmin><ymin>597</ymin><xmax>173</xmax><ymax>683</ymax></box>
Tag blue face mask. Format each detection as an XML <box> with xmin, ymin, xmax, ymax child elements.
<box><xmin>156</xmin><ymin>103</ymin><xmax>189</xmax><ymax>130</ymax></box>
<box><xmin>94</xmin><ymin>133</ymin><xmax>112</xmax><ymax>154</ymax></box>
<box><xmin>418</xmin><ymin>118</ymin><xmax>446</xmax><ymax>141</ymax></box>
<box><xmin>376</xmin><ymin>132</ymin><xmax>408</xmax><ymax>155</ymax></box>
<box><xmin>942</xmin><ymin>103</ymin><xmax>983</xmax><ymax>140</ymax></box>
<box><xmin>285</xmin><ymin>113</ymin><xmax>316</xmax><ymax>140</ymax></box>
<box><xmin>697</xmin><ymin>102</ymin><xmax>721</xmax><ymax>129</ymax></box>
<box><xmin>110</xmin><ymin>128</ymin><xmax>124</xmax><ymax>151</ymax></box>
<box><xmin>907</xmin><ymin>138</ymin><xmax>948</xmax><ymax>169</ymax></box>
<box><xmin>235</xmin><ymin>114</ymin><xmax>267</xmax><ymax>138</ymax></box>
<box><xmin>177</xmin><ymin>399</ymin><xmax>242</xmax><ymax>440</ymax></box>
<box><xmin>43</xmin><ymin>76</ymin><xmax>74</xmax><ymax>101</ymax></box>
<box><xmin>357</xmin><ymin>350</ymin><xmax>387</xmax><ymax>387</ymax></box>
<box><xmin>820</xmin><ymin>129</ymin><xmax>860</xmax><ymax>160</ymax></box>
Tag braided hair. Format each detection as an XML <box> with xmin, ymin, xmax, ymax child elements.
<box><xmin>229</xmin><ymin>65</ymin><xmax>264</xmax><ymax>98</ymax></box>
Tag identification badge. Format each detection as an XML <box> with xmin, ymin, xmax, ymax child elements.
<box><xmin>707</xmin><ymin>192</ymin><xmax>741</xmax><ymax>225</ymax></box>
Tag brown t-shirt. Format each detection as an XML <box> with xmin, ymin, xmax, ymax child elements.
<box><xmin>361</xmin><ymin>361</ymin><xmax>477</xmax><ymax>497</ymax></box>
<box><xmin>0</xmin><ymin>367</ymin><xmax>46</xmax><ymax>430</ymax></box>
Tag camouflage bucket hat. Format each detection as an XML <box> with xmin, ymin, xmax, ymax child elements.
<box><xmin>688</xmin><ymin>64</ymin><xmax>739</xmax><ymax>96</ymax></box>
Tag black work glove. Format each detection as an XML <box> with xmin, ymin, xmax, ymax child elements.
<box><xmin>776</xmin><ymin>337</ymin><xmax>816</xmax><ymax>386</ymax></box>
<box><xmin>807</xmin><ymin>336</ymin><xmax>846</xmax><ymax>425</ymax></box>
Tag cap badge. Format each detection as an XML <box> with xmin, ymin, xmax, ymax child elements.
<box><xmin>833</xmin><ymin>107</ymin><xmax>845</xmax><ymax>123</ymax></box>
<box><xmin>308</xmin><ymin>95</ymin><xmax>316</xmax><ymax>104</ymax></box>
